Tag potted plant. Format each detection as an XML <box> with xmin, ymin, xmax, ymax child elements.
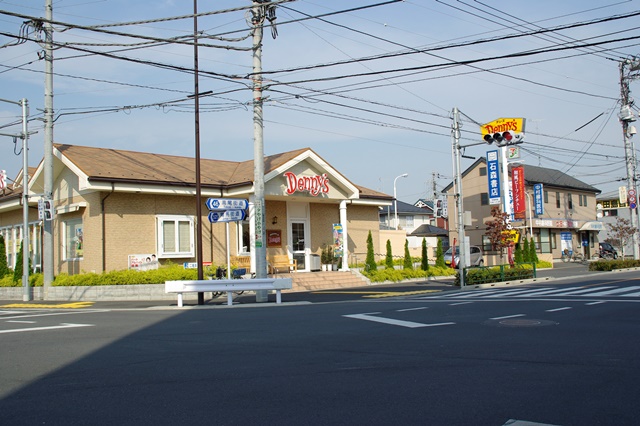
<box><xmin>321</xmin><ymin>245</ymin><xmax>332</xmax><ymax>271</ymax></box>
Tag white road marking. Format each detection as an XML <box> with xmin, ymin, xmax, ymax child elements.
<box><xmin>0</xmin><ymin>323</ymin><xmax>94</xmax><ymax>334</ymax></box>
<box><xmin>396</xmin><ymin>307</ymin><xmax>428</xmax><ymax>312</ymax></box>
<box><xmin>585</xmin><ymin>301</ymin><xmax>607</xmax><ymax>305</ymax></box>
<box><xmin>586</xmin><ymin>286</ymin><xmax>640</xmax><ymax>297</ymax></box>
<box><xmin>491</xmin><ymin>314</ymin><xmax>526</xmax><ymax>320</ymax></box>
<box><xmin>449</xmin><ymin>301</ymin><xmax>474</xmax><ymax>306</ymax></box>
<box><xmin>546</xmin><ymin>307</ymin><xmax>572</xmax><ymax>312</ymax></box>
<box><xmin>6</xmin><ymin>320</ymin><xmax>36</xmax><ymax>324</ymax></box>
<box><xmin>343</xmin><ymin>313</ymin><xmax>454</xmax><ymax>329</ymax></box>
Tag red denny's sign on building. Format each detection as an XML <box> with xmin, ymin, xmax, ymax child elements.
<box><xmin>284</xmin><ymin>172</ymin><xmax>330</xmax><ymax>196</ymax></box>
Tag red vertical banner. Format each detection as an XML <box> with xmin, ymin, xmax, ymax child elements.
<box><xmin>512</xmin><ymin>166</ymin><xmax>526</xmax><ymax>220</ymax></box>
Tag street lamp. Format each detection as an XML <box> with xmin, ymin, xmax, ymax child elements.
<box><xmin>393</xmin><ymin>173</ymin><xmax>408</xmax><ymax>230</ymax></box>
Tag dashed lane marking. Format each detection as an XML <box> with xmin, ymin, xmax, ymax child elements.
<box><xmin>0</xmin><ymin>301</ymin><xmax>94</xmax><ymax>309</ymax></box>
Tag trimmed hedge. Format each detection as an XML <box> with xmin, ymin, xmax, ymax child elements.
<box><xmin>589</xmin><ymin>259</ymin><xmax>640</xmax><ymax>271</ymax></box>
<box><xmin>363</xmin><ymin>266</ymin><xmax>455</xmax><ymax>283</ymax></box>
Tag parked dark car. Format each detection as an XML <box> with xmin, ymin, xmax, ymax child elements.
<box><xmin>598</xmin><ymin>242</ymin><xmax>618</xmax><ymax>259</ymax></box>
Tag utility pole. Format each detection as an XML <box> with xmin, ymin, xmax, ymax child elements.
<box><xmin>619</xmin><ymin>56</ymin><xmax>640</xmax><ymax>260</ymax></box>
<box><xmin>193</xmin><ymin>0</ymin><xmax>205</xmax><ymax>305</ymax></box>
<box><xmin>43</xmin><ymin>0</ymin><xmax>54</xmax><ymax>297</ymax></box>
<box><xmin>20</xmin><ymin>99</ymin><xmax>30</xmax><ymax>301</ymax></box>
<box><xmin>0</xmin><ymin>97</ymin><xmax>31</xmax><ymax>300</ymax></box>
<box><xmin>451</xmin><ymin>107</ymin><xmax>466</xmax><ymax>287</ymax></box>
<box><xmin>251</xmin><ymin>1</ymin><xmax>268</xmax><ymax>302</ymax></box>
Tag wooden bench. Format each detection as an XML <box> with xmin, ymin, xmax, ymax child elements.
<box><xmin>230</xmin><ymin>255</ymin><xmax>251</xmax><ymax>269</ymax></box>
<box><xmin>165</xmin><ymin>278</ymin><xmax>293</xmax><ymax>307</ymax></box>
<box><xmin>269</xmin><ymin>254</ymin><xmax>297</xmax><ymax>273</ymax></box>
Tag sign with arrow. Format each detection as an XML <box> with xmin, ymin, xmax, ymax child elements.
<box><xmin>206</xmin><ymin>198</ymin><xmax>249</xmax><ymax>211</ymax></box>
<box><xmin>208</xmin><ymin>210</ymin><xmax>247</xmax><ymax>223</ymax></box>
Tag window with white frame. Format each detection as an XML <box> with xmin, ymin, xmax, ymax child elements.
<box><xmin>64</xmin><ymin>219</ymin><xmax>84</xmax><ymax>260</ymax></box>
<box><xmin>237</xmin><ymin>220</ymin><xmax>251</xmax><ymax>255</ymax></box>
<box><xmin>401</xmin><ymin>215</ymin><xmax>414</xmax><ymax>228</ymax></box>
<box><xmin>156</xmin><ymin>215</ymin><xmax>194</xmax><ymax>258</ymax></box>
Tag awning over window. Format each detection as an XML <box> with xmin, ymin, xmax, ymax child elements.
<box><xmin>579</xmin><ymin>221</ymin><xmax>604</xmax><ymax>231</ymax></box>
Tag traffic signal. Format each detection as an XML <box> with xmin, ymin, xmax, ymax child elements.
<box><xmin>501</xmin><ymin>130</ymin><xmax>524</xmax><ymax>144</ymax></box>
<box><xmin>483</xmin><ymin>131</ymin><xmax>524</xmax><ymax>146</ymax></box>
<box><xmin>435</xmin><ymin>200</ymin><xmax>442</xmax><ymax>218</ymax></box>
<box><xmin>43</xmin><ymin>200</ymin><xmax>54</xmax><ymax>221</ymax></box>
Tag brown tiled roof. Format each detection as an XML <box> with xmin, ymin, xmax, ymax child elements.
<box><xmin>55</xmin><ymin>144</ymin><xmax>309</xmax><ymax>188</ymax></box>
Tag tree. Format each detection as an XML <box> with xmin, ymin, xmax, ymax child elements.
<box><xmin>403</xmin><ymin>240</ymin><xmax>413</xmax><ymax>270</ymax></box>
<box><xmin>385</xmin><ymin>240</ymin><xmax>394</xmax><ymax>269</ymax></box>
<box><xmin>0</xmin><ymin>235</ymin><xmax>10</xmax><ymax>278</ymax></box>
<box><xmin>521</xmin><ymin>236</ymin><xmax>530</xmax><ymax>262</ymax></box>
<box><xmin>484</xmin><ymin>206</ymin><xmax>512</xmax><ymax>257</ymax></box>
<box><xmin>365</xmin><ymin>231</ymin><xmax>377</xmax><ymax>272</ymax></box>
<box><xmin>529</xmin><ymin>237</ymin><xmax>538</xmax><ymax>264</ymax></box>
<box><xmin>435</xmin><ymin>238</ymin><xmax>446</xmax><ymax>268</ymax></box>
<box><xmin>13</xmin><ymin>240</ymin><xmax>32</xmax><ymax>283</ymax></box>
<box><xmin>514</xmin><ymin>242</ymin><xmax>524</xmax><ymax>264</ymax></box>
<box><xmin>421</xmin><ymin>238</ymin><xmax>429</xmax><ymax>271</ymax></box>
<box><xmin>607</xmin><ymin>217</ymin><xmax>637</xmax><ymax>258</ymax></box>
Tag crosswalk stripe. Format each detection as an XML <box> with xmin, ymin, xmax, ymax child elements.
<box><xmin>584</xmin><ymin>286</ymin><xmax>640</xmax><ymax>297</ymax></box>
<box><xmin>510</xmin><ymin>286</ymin><xmax>593</xmax><ymax>297</ymax></box>
<box><xmin>555</xmin><ymin>287</ymin><xmax>614</xmax><ymax>296</ymax></box>
<box><xmin>621</xmin><ymin>291</ymin><xmax>640</xmax><ymax>297</ymax></box>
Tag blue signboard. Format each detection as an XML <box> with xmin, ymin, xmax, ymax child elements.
<box><xmin>533</xmin><ymin>183</ymin><xmax>544</xmax><ymax>215</ymax></box>
<box><xmin>486</xmin><ymin>150</ymin><xmax>501</xmax><ymax>205</ymax></box>
<box><xmin>208</xmin><ymin>209</ymin><xmax>247</xmax><ymax>223</ymax></box>
<box><xmin>206</xmin><ymin>198</ymin><xmax>249</xmax><ymax>211</ymax></box>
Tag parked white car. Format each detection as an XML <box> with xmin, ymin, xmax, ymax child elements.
<box><xmin>444</xmin><ymin>246</ymin><xmax>484</xmax><ymax>268</ymax></box>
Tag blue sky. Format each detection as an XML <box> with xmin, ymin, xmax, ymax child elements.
<box><xmin>1</xmin><ymin>0</ymin><xmax>639</xmax><ymax>203</ymax></box>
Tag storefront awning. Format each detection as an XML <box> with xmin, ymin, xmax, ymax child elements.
<box><xmin>579</xmin><ymin>221</ymin><xmax>604</xmax><ymax>231</ymax></box>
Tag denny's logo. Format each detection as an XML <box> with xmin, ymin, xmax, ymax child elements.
<box><xmin>480</xmin><ymin>117</ymin><xmax>525</xmax><ymax>137</ymax></box>
<box><xmin>284</xmin><ymin>172</ymin><xmax>329</xmax><ymax>196</ymax></box>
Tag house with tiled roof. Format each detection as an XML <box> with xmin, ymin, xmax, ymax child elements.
<box><xmin>0</xmin><ymin>144</ymin><xmax>392</xmax><ymax>278</ymax></box>
<box><xmin>443</xmin><ymin>157</ymin><xmax>602</xmax><ymax>263</ymax></box>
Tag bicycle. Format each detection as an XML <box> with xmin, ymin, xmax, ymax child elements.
<box><xmin>561</xmin><ymin>250</ymin><xmax>588</xmax><ymax>265</ymax></box>
<box><xmin>591</xmin><ymin>250</ymin><xmax>614</xmax><ymax>261</ymax></box>
<box><xmin>210</xmin><ymin>266</ymin><xmax>245</xmax><ymax>299</ymax></box>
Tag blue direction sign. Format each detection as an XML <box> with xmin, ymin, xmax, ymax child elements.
<box><xmin>206</xmin><ymin>198</ymin><xmax>249</xmax><ymax>211</ymax></box>
<box><xmin>208</xmin><ymin>209</ymin><xmax>247</xmax><ymax>223</ymax></box>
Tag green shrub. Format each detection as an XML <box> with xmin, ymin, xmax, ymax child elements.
<box><xmin>455</xmin><ymin>265</ymin><xmax>535</xmax><ymax>286</ymax></box>
<box><xmin>403</xmin><ymin>240</ymin><xmax>413</xmax><ymax>270</ymax></box>
<box><xmin>421</xmin><ymin>238</ymin><xmax>429</xmax><ymax>271</ymax></box>
<box><xmin>0</xmin><ymin>235</ymin><xmax>10</xmax><ymax>279</ymax></box>
<box><xmin>435</xmin><ymin>238</ymin><xmax>445</xmax><ymax>268</ymax></box>
<box><xmin>365</xmin><ymin>231</ymin><xmax>377</xmax><ymax>272</ymax></box>
<box><xmin>385</xmin><ymin>240</ymin><xmax>393</xmax><ymax>269</ymax></box>
<box><xmin>589</xmin><ymin>258</ymin><xmax>640</xmax><ymax>271</ymax></box>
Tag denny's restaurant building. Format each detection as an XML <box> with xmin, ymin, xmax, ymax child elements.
<box><xmin>0</xmin><ymin>144</ymin><xmax>392</xmax><ymax>276</ymax></box>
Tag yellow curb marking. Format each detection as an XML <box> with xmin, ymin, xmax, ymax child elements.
<box><xmin>0</xmin><ymin>302</ymin><xmax>94</xmax><ymax>309</ymax></box>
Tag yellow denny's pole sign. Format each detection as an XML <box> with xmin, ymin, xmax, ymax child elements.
<box><xmin>480</xmin><ymin>117</ymin><xmax>526</xmax><ymax>137</ymax></box>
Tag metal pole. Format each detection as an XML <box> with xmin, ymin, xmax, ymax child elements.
<box><xmin>252</xmin><ymin>1</ymin><xmax>268</xmax><ymax>302</ymax></box>
<box><xmin>193</xmin><ymin>0</ymin><xmax>205</xmax><ymax>305</ymax></box>
<box><xmin>452</xmin><ymin>107</ymin><xmax>466</xmax><ymax>287</ymax></box>
<box><xmin>393</xmin><ymin>173</ymin><xmax>408</xmax><ymax>230</ymax></box>
<box><xmin>43</xmin><ymin>0</ymin><xmax>54</xmax><ymax>297</ymax></box>
<box><xmin>20</xmin><ymin>98</ymin><xmax>31</xmax><ymax>301</ymax></box>
<box><xmin>526</xmin><ymin>191</ymin><xmax>533</xmax><ymax>239</ymax></box>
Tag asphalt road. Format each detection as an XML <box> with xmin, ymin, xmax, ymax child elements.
<box><xmin>1</xmin><ymin>268</ymin><xmax>638</xmax><ymax>425</ymax></box>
